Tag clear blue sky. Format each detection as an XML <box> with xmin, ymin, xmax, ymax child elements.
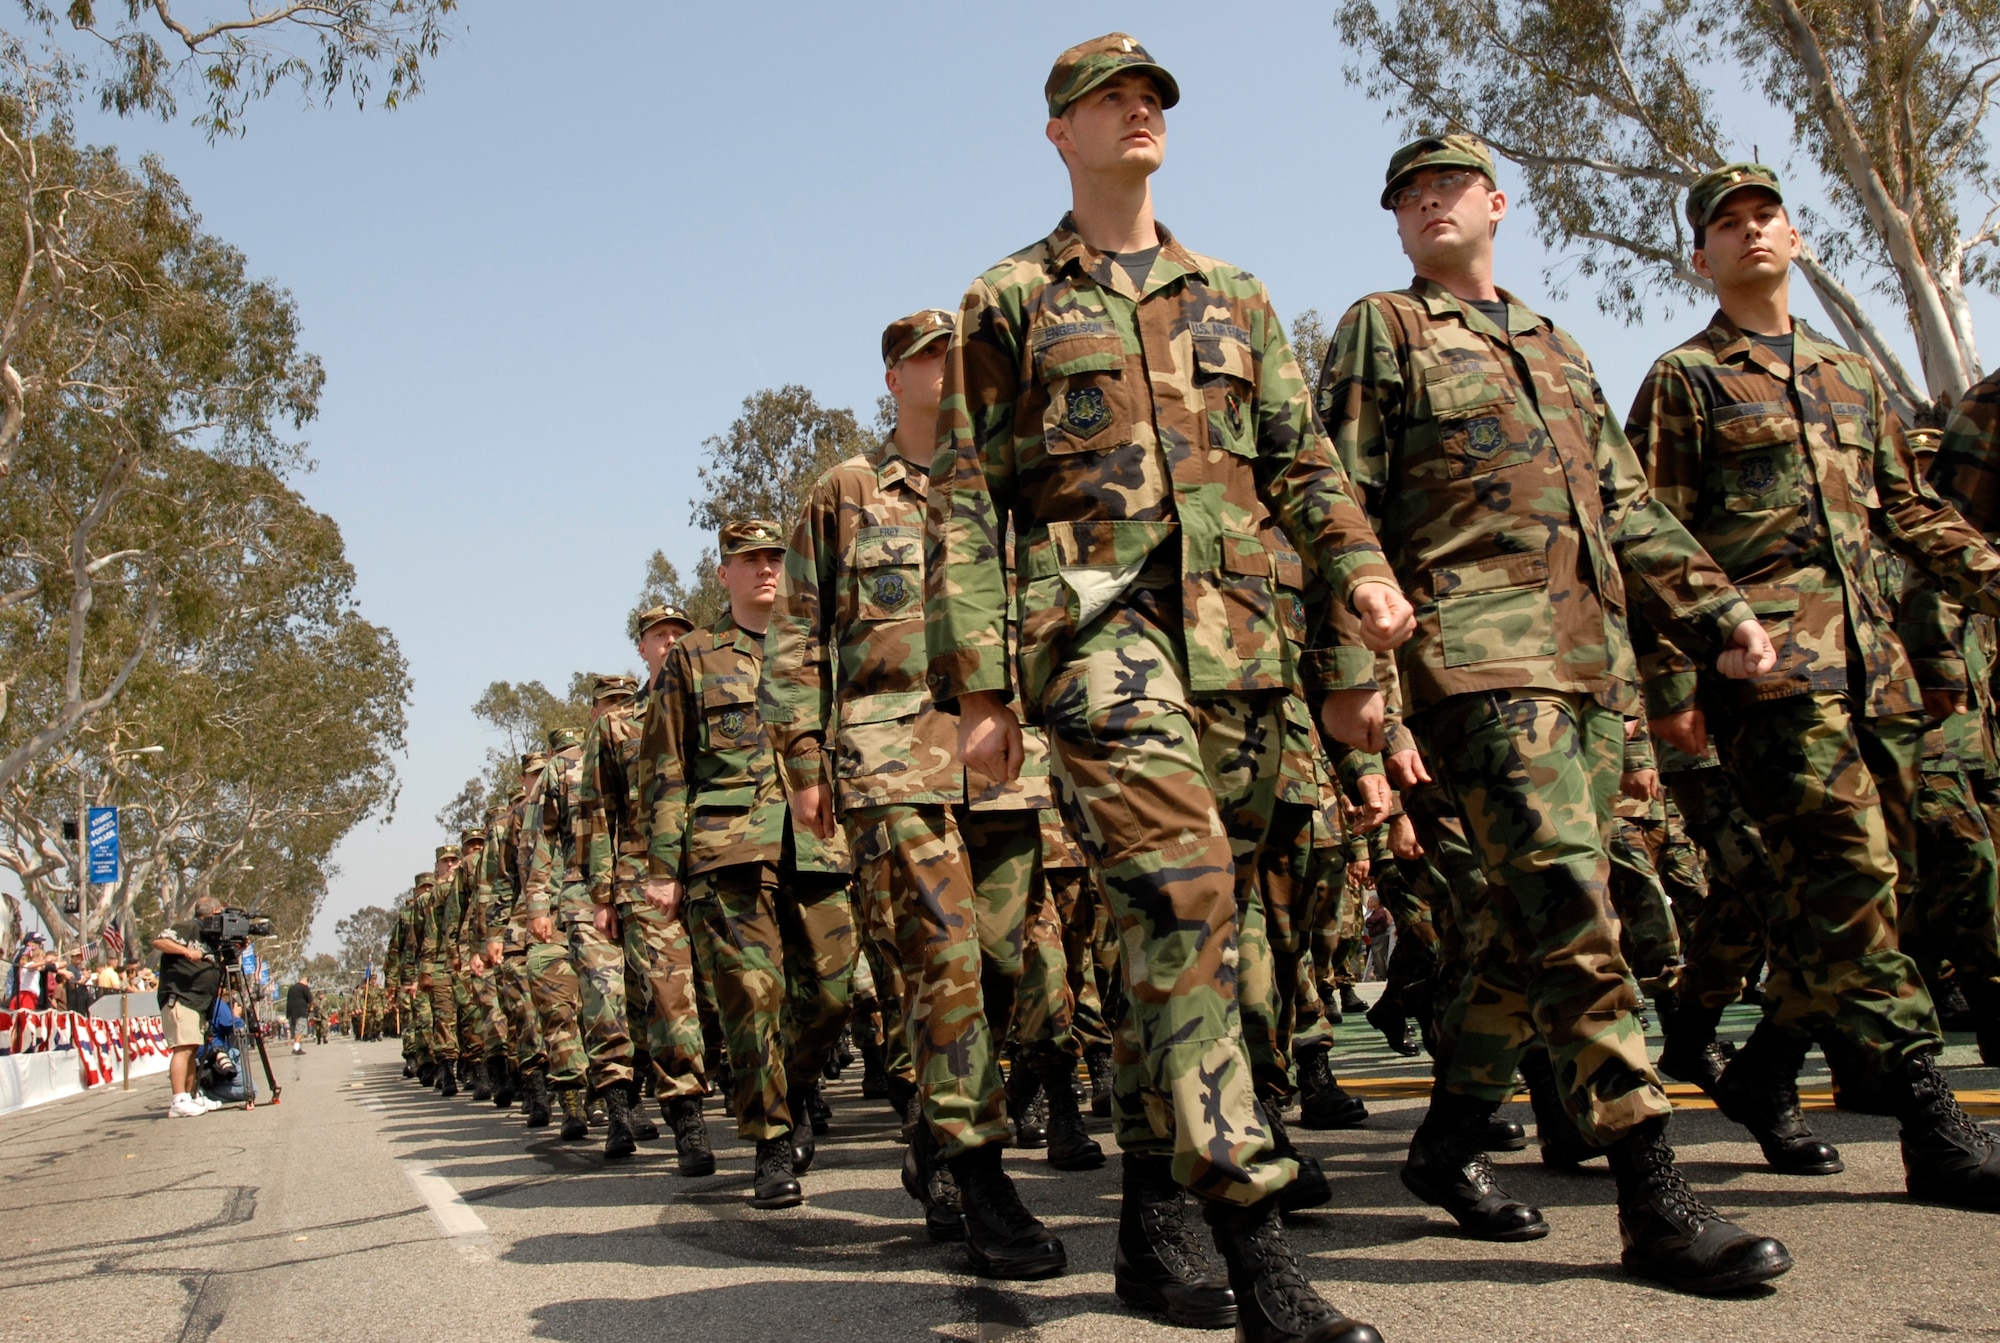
<box><xmin>68</xmin><ymin>0</ymin><xmax>1997</xmax><ymax>953</ymax></box>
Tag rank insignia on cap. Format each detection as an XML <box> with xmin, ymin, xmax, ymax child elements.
<box><xmin>1741</xmin><ymin>456</ymin><xmax>1777</xmax><ymax>493</ymax></box>
<box><xmin>718</xmin><ymin>709</ymin><xmax>747</xmax><ymax>738</ymax></box>
<box><xmin>872</xmin><ymin>571</ymin><xmax>911</xmax><ymax>611</ymax></box>
<box><xmin>1463</xmin><ymin>416</ymin><xmax>1506</xmax><ymax>459</ymax></box>
<box><xmin>1063</xmin><ymin>387</ymin><xmax>1110</xmax><ymax>438</ymax></box>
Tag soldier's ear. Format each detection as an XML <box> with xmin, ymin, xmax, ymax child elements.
<box><xmin>1691</xmin><ymin>247</ymin><xmax>1713</xmax><ymax>281</ymax></box>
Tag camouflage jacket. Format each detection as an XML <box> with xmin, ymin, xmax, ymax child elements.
<box><xmin>477</xmin><ymin>801</ymin><xmax>525</xmax><ymax>954</ymax></box>
<box><xmin>581</xmin><ymin>697</ymin><xmax>647</xmax><ymax>907</ymax></box>
<box><xmin>644</xmin><ymin>612</ymin><xmax>843</xmax><ymax>881</ymax></box>
<box><xmin>413</xmin><ymin>879</ymin><xmax>447</xmax><ymax>973</ymax></box>
<box><xmin>1626</xmin><ymin>311</ymin><xmax>2000</xmax><ymax>718</ymax></box>
<box><xmin>765</xmin><ymin>440</ymin><xmax>963</xmax><ymax>810</ymax></box>
<box><xmin>523</xmin><ymin>746</ymin><xmax>589</xmax><ymax>922</ymax></box>
<box><xmin>1315</xmin><ymin>280</ymin><xmax>1753</xmax><ymax>720</ymax></box>
<box><xmin>925</xmin><ymin>214</ymin><xmax>1396</xmax><ymax>713</ymax></box>
<box><xmin>1934</xmin><ymin>367</ymin><xmax>2000</xmax><ymax>538</ymax></box>
<box><xmin>1878</xmin><ymin>542</ymin><xmax>1999</xmax><ymax>770</ymax></box>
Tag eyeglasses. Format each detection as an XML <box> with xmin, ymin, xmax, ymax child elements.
<box><xmin>1387</xmin><ymin>171</ymin><xmax>1483</xmax><ymax>212</ymax></box>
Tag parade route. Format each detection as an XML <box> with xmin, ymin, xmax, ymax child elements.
<box><xmin>2</xmin><ymin>1013</ymin><xmax>1993</xmax><ymax>1343</ymax></box>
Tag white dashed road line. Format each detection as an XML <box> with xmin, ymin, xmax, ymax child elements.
<box><xmin>401</xmin><ymin>1163</ymin><xmax>493</xmax><ymax>1258</ymax></box>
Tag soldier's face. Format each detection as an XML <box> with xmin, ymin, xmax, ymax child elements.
<box><xmin>639</xmin><ymin>623</ymin><xmax>682</xmax><ymax>671</ymax></box>
<box><xmin>1692</xmin><ymin>192</ymin><xmax>1798</xmax><ymax>287</ymax></box>
<box><xmin>1048</xmin><ymin>74</ymin><xmax>1166</xmax><ymax>176</ymax></box>
<box><xmin>886</xmin><ymin>346</ymin><xmax>947</xmax><ymax>425</ymax></box>
<box><xmin>1393</xmin><ymin>167</ymin><xmax>1504</xmax><ymax>270</ymax></box>
<box><xmin>720</xmin><ymin>548</ymin><xmax>783</xmax><ymax>614</ymax></box>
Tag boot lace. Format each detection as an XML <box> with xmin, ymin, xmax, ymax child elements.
<box><xmin>1139</xmin><ymin>1193</ymin><xmax>1210</xmax><ymax>1276</ymax></box>
<box><xmin>970</xmin><ymin>1167</ymin><xmax>1041</xmax><ymax>1240</ymax></box>
<box><xmin>1635</xmin><ymin>1139</ymin><xmax>1715</xmax><ymax>1232</ymax></box>
<box><xmin>1245</xmin><ymin>1219</ymin><xmax>1330</xmax><ymax>1325</ymax></box>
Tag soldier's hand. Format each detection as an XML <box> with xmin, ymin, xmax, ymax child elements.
<box><xmin>1388</xmin><ymin>812</ymin><xmax>1423</xmax><ymax>860</ymax></box>
<box><xmin>1385</xmin><ymin>748</ymin><xmax>1431</xmax><ymax>791</ymax></box>
<box><xmin>1349</xmin><ymin>857</ymin><xmax>1373</xmax><ymax>888</ymax></box>
<box><xmin>486</xmin><ymin>939</ymin><xmax>503</xmax><ymax>962</ymax></box>
<box><xmin>1716</xmin><ymin>619</ymin><xmax>1777</xmax><ymax>679</ymax></box>
<box><xmin>1351</xmin><ymin>772</ymin><xmax>1393</xmax><ymax>832</ymax></box>
<box><xmin>528</xmin><ymin>916</ymin><xmax>554</xmax><ymax>943</ymax></box>
<box><xmin>1320</xmin><ymin>688</ymin><xmax>1387</xmax><ymax>753</ymax></box>
<box><xmin>593</xmin><ymin>903</ymin><xmax>619</xmax><ymax>938</ymax></box>
<box><xmin>1921</xmin><ymin>687</ymin><xmax>1967</xmax><ymax>723</ymax></box>
<box><xmin>1351</xmin><ymin>581</ymin><xmax>1416</xmax><ymax>651</ymax></box>
<box><xmin>1649</xmin><ymin>708</ymin><xmax>1707</xmax><ymax>758</ymax></box>
<box><xmin>793</xmin><ymin>782</ymin><xmax>836</xmax><ymax>841</ymax></box>
<box><xmin>1620</xmin><ymin>768</ymin><xmax>1661</xmax><ymax>803</ymax></box>
<box><xmin>643</xmin><ymin>877</ymin><xmax>682</xmax><ymax>922</ymax></box>
<box><xmin>959</xmin><ymin>691</ymin><xmax>1024</xmax><ymax>785</ymax></box>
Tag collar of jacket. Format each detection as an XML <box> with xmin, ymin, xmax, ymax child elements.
<box><xmin>1047</xmin><ymin>212</ymin><xmax>1207</xmax><ymax>299</ymax></box>
<box><xmin>708</xmin><ymin>609</ymin><xmax>765</xmax><ymax>657</ymax></box>
<box><xmin>870</xmin><ymin>435</ymin><xmax>930</xmax><ymax>497</ymax></box>
<box><xmin>1701</xmin><ymin>307</ymin><xmax>1825</xmax><ymax>379</ymax></box>
<box><xmin>1409</xmin><ymin>275</ymin><xmax>1545</xmax><ymax>338</ymax></box>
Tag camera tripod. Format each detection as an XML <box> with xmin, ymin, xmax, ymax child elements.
<box><xmin>220</xmin><ymin>958</ymin><xmax>282</xmax><ymax>1108</ymax></box>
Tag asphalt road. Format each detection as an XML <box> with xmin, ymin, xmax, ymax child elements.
<box><xmin>2</xmin><ymin>1005</ymin><xmax>1995</xmax><ymax>1343</ymax></box>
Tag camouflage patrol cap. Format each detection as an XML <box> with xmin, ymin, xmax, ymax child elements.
<box><xmin>1381</xmin><ymin>132</ymin><xmax>1497</xmax><ymax>209</ymax></box>
<box><xmin>1045</xmin><ymin>33</ymin><xmax>1179</xmax><ymax>118</ymax></box>
<box><xmin>635</xmin><ymin>604</ymin><xmax>693</xmax><ymax>637</ymax></box>
<box><xmin>591</xmin><ymin>672</ymin><xmax>640</xmax><ymax>701</ymax></box>
<box><xmin>881</xmin><ymin>309</ymin><xmax>955</xmax><ymax>368</ymax></box>
<box><xmin>1906</xmin><ymin>426</ymin><xmax>1942</xmax><ymax>458</ymax></box>
<box><xmin>1685</xmin><ymin>162</ymin><xmax>1784</xmax><ymax>230</ymax></box>
<box><xmin>547</xmin><ymin>726</ymin><xmax>580</xmax><ymax>751</ymax></box>
<box><xmin>459</xmin><ymin>828</ymin><xmax>485</xmax><ymax>848</ymax></box>
<box><xmin>413</xmin><ymin>873</ymin><xmax>434</xmax><ymax>888</ymax></box>
<box><xmin>435</xmin><ymin>845</ymin><xmax>459</xmax><ymax>861</ymax></box>
<box><xmin>519</xmin><ymin>750</ymin><xmax>548</xmax><ymax>773</ymax></box>
<box><xmin>718</xmin><ymin>518</ymin><xmax>785</xmax><ymax>557</ymax></box>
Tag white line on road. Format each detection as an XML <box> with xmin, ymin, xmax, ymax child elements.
<box><xmin>402</xmin><ymin>1163</ymin><xmax>492</xmax><ymax>1258</ymax></box>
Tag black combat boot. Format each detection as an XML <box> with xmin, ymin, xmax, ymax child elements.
<box><xmin>1401</xmin><ymin>1089</ymin><xmax>1550</xmax><ymax>1240</ymax></box>
<box><xmin>402</xmin><ymin>1059</ymin><xmax>415</xmax><ymax>1079</ymax></box>
<box><xmin>1712</xmin><ymin>1021</ymin><xmax>1844</xmax><ymax>1175</ymax></box>
<box><xmin>902</xmin><ymin>1118</ymin><xmax>966</xmax><ymax>1242</ymax></box>
<box><xmin>788</xmin><ymin>1086</ymin><xmax>817</xmax><ymax>1175</ymax></box>
<box><xmin>1084</xmin><ymin>1043</ymin><xmax>1115</xmax><ymax>1118</ymax></box>
<box><xmin>885</xmin><ymin>1073</ymin><xmax>917</xmax><ymax>1124</ymax></box>
<box><xmin>1365</xmin><ymin>992</ymin><xmax>1419</xmax><ymax>1056</ymax></box>
<box><xmin>1895</xmin><ymin>1050</ymin><xmax>2000</xmax><ymax>1210</ymax></box>
<box><xmin>417</xmin><ymin>1060</ymin><xmax>436</xmax><ymax>1087</ymax></box>
<box><xmin>1338</xmin><ymin>985</ymin><xmax>1367</xmax><ymax>1017</ymax></box>
<box><xmin>1519</xmin><ymin>1047</ymin><xmax>1596</xmax><ymax>1169</ymax></box>
<box><xmin>1204</xmin><ymin>1196</ymin><xmax>1381</xmax><ymax>1343</ymax></box>
<box><xmin>602</xmin><ymin>1086</ymin><xmax>638</xmax><ymax>1160</ymax></box>
<box><xmin>1007</xmin><ymin>1063</ymin><xmax>1047</xmax><ymax>1148</ymax></box>
<box><xmin>1040</xmin><ymin>1060</ymin><xmax>1105</xmax><ymax>1171</ymax></box>
<box><xmin>1607</xmin><ymin>1116</ymin><xmax>1793</xmax><ymax>1293</ymax></box>
<box><xmin>626</xmin><ymin>1079</ymin><xmax>659</xmax><ymax>1140</ymax></box>
<box><xmin>948</xmin><ymin>1142</ymin><xmax>1067</xmax><ymax>1280</ymax></box>
<box><xmin>1115</xmin><ymin>1154</ymin><xmax>1237</xmax><ymax>1329</ymax></box>
<box><xmin>806</xmin><ymin>1080</ymin><xmax>832</xmax><ymax>1135</ymax></box>
<box><xmin>1938</xmin><ymin>980</ymin><xmax>1974</xmax><ymax>1031</ymax></box>
<box><xmin>859</xmin><ymin>1040</ymin><xmax>889</xmax><ymax>1099</ymax></box>
<box><xmin>587</xmin><ymin>1096</ymin><xmax>608</xmax><ymax>1127</ymax></box>
<box><xmin>556</xmin><ymin>1087</ymin><xmax>588</xmax><ymax>1141</ymax></box>
<box><xmin>436</xmin><ymin>1057</ymin><xmax>458</xmax><ymax>1098</ymax></box>
<box><xmin>1657</xmin><ymin>997</ymin><xmax>1732</xmax><ymax>1093</ymax></box>
<box><xmin>471</xmin><ymin>1058</ymin><xmax>494</xmax><ymax>1102</ymax></box>
<box><xmin>1266</xmin><ymin>1110</ymin><xmax>1332</xmax><ymax>1212</ymax></box>
<box><xmin>522</xmin><ymin>1069</ymin><xmax>552</xmax><ymax>1129</ymax></box>
<box><xmin>662</xmin><ymin>1095</ymin><xmax>715</xmax><ymax>1175</ymax></box>
<box><xmin>489</xmin><ymin>1058</ymin><xmax>515</xmax><ymax>1108</ymax></box>
<box><xmin>752</xmin><ymin>1135</ymin><xmax>803</xmax><ymax>1210</ymax></box>
<box><xmin>1482</xmin><ymin>1118</ymin><xmax>1528</xmax><ymax>1152</ymax></box>
<box><xmin>459</xmin><ymin>1056</ymin><xmax>480</xmax><ymax>1094</ymax></box>
<box><xmin>1295</xmin><ymin>1047</ymin><xmax>1368</xmax><ymax>1130</ymax></box>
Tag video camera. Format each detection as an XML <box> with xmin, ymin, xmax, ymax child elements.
<box><xmin>198</xmin><ymin>906</ymin><xmax>275</xmax><ymax>956</ymax></box>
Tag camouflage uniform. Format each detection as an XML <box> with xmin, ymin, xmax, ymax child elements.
<box><xmin>1607</xmin><ymin>728</ymin><xmax>1685</xmax><ymax>993</ymax></box>
<box><xmin>580</xmin><ymin>672</ymin><xmax>708</xmax><ymax>1102</ymax></box>
<box><xmin>1316</xmin><ymin>272</ymin><xmax>1754</xmax><ymax>1145</ymax></box>
<box><xmin>480</xmin><ymin>782</ymin><xmax>550</xmax><ymax>1080</ymax></box>
<box><xmin>762</xmin><ymin>422</ymin><xmax>1053</xmax><ymax>1160</ymax></box>
<box><xmin>927</xmin><ymin>213</ymin><xmax>1398</xmax><ymax>1204</ymax></box>
<box><xmin>521</xmin><ymin>738</ymin><xmax>595</xmax><ymax>1093</ymax></box>
<box><xmin>1626</xmin><ymin>307</ymin><xmax>2000</xmax><ymax>1083</ymax></box>
<box><xmin>417</xmin><ymin>848</ymin><xmax>460</xmax><ymax>1064</ymax></box>
<box><xmin>643</xmin><ymin>576</ymin><xmax>855</xmax><ymax>1145</ymax></box>
<box><xmin>1657</xmin><ymin>743</ymin><xmax>1775</xmax><ymax>1012</ymax></box>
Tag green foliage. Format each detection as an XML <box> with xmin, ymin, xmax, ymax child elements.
<box><xmin>331</xmin><ymin>902</ymin><xmax>394</xmax><ymax>983</ymax></box>
<box><xmin>1289</xmin><ymin>308</ymin><xmax>1332</xmax><ymax>392</ymax></box>
<box><xmin>691</xmin><ymin>385</ymin><xmax>873</xmax><ymax>536</ymax></box>
<box><xmin>629</xmin><ymin>548</ymin><xmax>725</xmax><ymax>637</ymax></box>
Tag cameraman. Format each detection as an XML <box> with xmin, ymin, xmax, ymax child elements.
<box><xmin>152</xmin><ymin>896</ymin><xmax>225</xmax><ymax>1118</ymax></box>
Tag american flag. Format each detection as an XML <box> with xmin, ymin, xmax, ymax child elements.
<box><xmin>102</xmin><ymin>922</ymin><xmax>125</xmax><ymax>959</ymax></box>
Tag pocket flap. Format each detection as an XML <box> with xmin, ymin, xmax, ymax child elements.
<box><xmin>854</xmin><ymin>526</ymin><xmax>922</xmax><ymax>568</ymax></box>
<box><xmin>1714</xmin><ymin>402</ymin><xmax>1798</xmax><ymax>448</ymax></box>
<box><xmin>699</xmin><ymin>679</ymin><xmax>756</xmax><ymax>709</ymax></box>
<box><xmin>1434</xmin><ymin>551</ymin><xmax>1549</xmax><ymax>598</ymax></box>
<box><xmin>1740</xmin><ymin>583</ymin><xmax>1800</xmax><ymax>619</ymax></box>
<box><xmin>693</xmin><ymin>785</ymin><xmax>757</xmax><ymax>810</ymax></box>
<box><xmin>1424</xmin><ymin>361</ymin><xmax>1509</xmax><ymax>416</ymax></box>
<box><xmin>1046</xmin><ymin>518</ymin><xmax>1178</xmax><ymax>570</ymax></box>
<box><xmin>1221</xmin><ymin>530</ymin><xmax>1269</xmax><ymax>577</ymax></box>
<box><xmin>1273</xmin><ymin>549</ymin><xmax>1305</xmax><ymax>591</ymax></box>
<box><xmin>1033</xmin><ymin>324</ymin><xmax>1124</xmax><ymax>378</ymax></box>
<box><xmin>842</xmin><ymin>689</ymin><xmax>928</xmax><ymax>725</ymax></box>
<box><xmin>1193</xmin><ymin>326</ymin><xmax>1254</xmax><ymax>382</ymax></box>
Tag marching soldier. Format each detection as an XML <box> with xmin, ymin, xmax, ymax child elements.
<box><xmin>416</xmin><ymin>846</ymin><xmax>461</xmax><ymax>1096</ymax></box>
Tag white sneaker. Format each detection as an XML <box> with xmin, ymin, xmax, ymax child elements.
<box><xmin>168</xmin><ymin>1095</ymin><xmax>206</xmax><ymax>1118</ymax></box>
<box><xmin>196</xmin><ymin>1093</ymin><xmax>223</xmax><ymax>1111</ymax></box>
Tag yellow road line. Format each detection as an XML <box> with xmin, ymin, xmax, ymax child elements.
<box><xmin>1335</xmin><ymin>1076</ymin><xmax>2000</xmax><ymax>1117</ymax></box>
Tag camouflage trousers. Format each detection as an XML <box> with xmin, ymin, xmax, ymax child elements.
<box><xmin>1906</xmin><ymin>764</ymin><xmax>2000</xmax><ymax>1005</ymax></box>
<box><xmin>423</xmin><ymin>972</ymin><xmax>457</xmax><ymax>1061</ymax></box>
<box><xmin>1709</xmin><ymin>692</ymin><xmax>1942</xmax><ymax>1078</ymax></box>
<box><xmin>1411</xmin><ymin>689</ymin><xmax>1670</xmax><ymax>1146</ymax></box>
<box><xmin>612</xmin><ymin>897</ymin><xmax>708</xmax><ymax>1101</ymax></box>
<box><xmin>469</xmin><ymin>963</ymin><xmax>507</xmax><ymax>1061</ymax></box>
<box><xmin>1249</xmin><ymin>799</ymin><xmax>1327</xmax><ymax>1098</ymax></box>
<box><xmin>402</xmin><ymin>988</ymin><xmax>432</xmax><ymax>1062</ymax></box>
<box><xmin>498</xmin><ymin>953</ymin><xmax>546</xmax><ymax>1074</ymax></box>
<box><xmin>847</xmin><ymin>803</ymin><xmax>1034</xmax><ymax>1158</ymax></box>
<box><xmin>859</xmin><ymin>937</ymin><xmax>915</xmax><ymax>1084</ymax></box>
<box><xmin>1055</xmin><ymin>867</ymin><xmax>1113</xmax><ymax>1053</ymax></box>
<box><xmin>525</xmin><ymin>937</ymin><xmax>587</xmax><ymax>1087</ymax></box>
<box><xmin>1040</xmin><ymin>587</ymin><xmax>1290</xmax><ymax>1207</ymax></box>
<box><xmin>453</xmin><ymin>975</ymin><xmax>480</xmax><ymax>1063</ymax></box>
<box><xmin>1662</xmin><ymin>763</ymin><xmax>1775</xmax><ymax>1012</ymax></box>
<box><xmin>686</xmin><ymin>862</ymin><xmax>855</xmax><ymax>1142</ymax></box>
<box><xmin>1607</xmin><ymin>814</ymin><xmax>1685</xmax><ymax>991</ymax></box>
<box><xmin>962</xmin><ymin>808</ymin><xmax>1074</xmax><ymax>1067</ymax></box>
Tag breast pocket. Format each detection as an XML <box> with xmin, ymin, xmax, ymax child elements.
<box><xmin>1193</xmin><ymin>326</ymin><xmax>1257</xmax><ymax>457</ymax></box>
<box><xmin>1033</xmin><ymin>328</ymin><xmax>1138</xmax><ymax>455</ymax></box>
<box><xmin>1424</xmin><ymin>362</ymin><xmax>1533</xmax><ymax>478</ymax></box>
<box><xmin>1831</xmin><ymin>407</ymin><xmax>1881</xmax><ymax>508</ymax></box>
<box><xmin>1713</xmin><ymin>403</ymin><xmax>1804</xmax><ymax>512</ymax></box>
<box><xmin>851</xmin><ymin>526</ymin><xmax>923</xmax><ymax>622</ymax></box>
<box><xmin>698</xmin><ymin>679</ymin><xmax>761</xmax><ymax>754</ymax></box>
<box><xmin>1434</xmin><ymin>552</ymin><xmax>1557</xmax><ymax>667</ymax></box>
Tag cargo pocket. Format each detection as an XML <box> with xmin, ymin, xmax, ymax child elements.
<box><xmin>1435</xmin><ymin>552</ymin><xmax>1556</xmax><ymax>667</ymax></box>
<box><xmin>1714</xmin><ymin>402</ymin><xmax>1803</xmax><ymax>511</ymax></box>
<box><xmin>1033</xmin><ymin>327</ymin><xmax>1137</xmax><ymax>455</ymax></box>
<box><xmin>1193</xmin><ymin>322</ymin><xmax>1257</xmax><ymax>457</ymax></box>
<box><xmin>698</xmin><ymin>679</ymin><xmax>761</xmax><ymax>753</ymax></box>
<box><xmin>1425</xmin><ymin>361</ymin><xmax>1530</xmax><ymax>478</ymax></box>
<box><xmin>852</xmin><ymin>526</ymin><xmax>923</xmax><ymax>622</ymax></box>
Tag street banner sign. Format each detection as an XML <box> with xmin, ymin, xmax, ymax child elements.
<box><xmin>87</xmin><ymin>807</ymin><xmax>120</xmax><ymax>883</ymax></box>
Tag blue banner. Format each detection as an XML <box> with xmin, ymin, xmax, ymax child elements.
<box><xmin>86</xmin><ymin>807</ymin><xmax>119</xmax><ymax>883</ymax></box>
<box><xmin>241</xmin><ymin>948</ymin><xmax>257</xmax><ymax>979</ymax></box>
